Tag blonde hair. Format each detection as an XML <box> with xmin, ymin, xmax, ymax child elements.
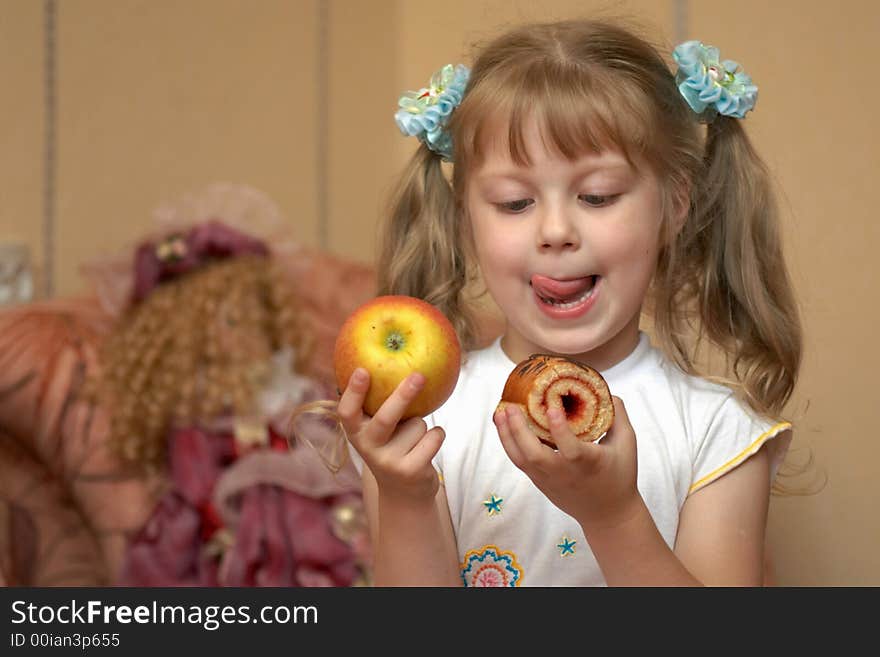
<box><xmin>379</xmin><ymin>18</ymin><xmax>801</xmax><ymax>423</ymax></box>
<box><xmin>94</xmin><ymin>254</ymin><xmax>306</xmax><ymax>466</ymax></box>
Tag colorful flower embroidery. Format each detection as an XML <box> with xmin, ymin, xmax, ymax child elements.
<box><xmin>482</xmin><ymin>494</ymin><xmax>503</xmax><ymax>516</ymax></box>
<box><xmin>460</xmin><ymin>545</ymin><xmax>523</xmax><ymax>587</ymax></box>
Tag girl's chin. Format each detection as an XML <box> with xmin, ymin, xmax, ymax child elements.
<box><xmin>505</xmin><ymin>328</ymin><xmax>606</xmax><ymax>362</ymax></box>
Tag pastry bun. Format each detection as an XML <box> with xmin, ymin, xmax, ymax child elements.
<box><xmin>496</xmin><ymin>354</ymin><xmax>614</xmax><ymax>448</ymax></box>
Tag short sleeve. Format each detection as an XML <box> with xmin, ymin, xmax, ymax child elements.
<box><xmin>346</xmin><ymin>439</ymin><xmax>365</xmax><ymax>475</ymax></box>
<box><xmin>425</xmin><ymin>410</ymin><xmax>445</xmax><ymax>484</ymax></box>
<box><xmin>689</xmin><ymin>394</ymin><xmax>792</xmax><ymax>495</ymax></box>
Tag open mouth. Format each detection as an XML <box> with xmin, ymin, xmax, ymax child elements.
<box><xmin>531</xmin><ymin>274</ymin><xmax>599</xmax><ymax>309</ymax></box>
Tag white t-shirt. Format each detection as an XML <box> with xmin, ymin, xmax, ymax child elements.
<box><xmin>425</xmin><ymin>332</ymin><xmax>791</xmax><ymax>587</ymax></box>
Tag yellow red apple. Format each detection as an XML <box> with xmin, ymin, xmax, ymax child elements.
<box><xmin>333</xmin><ymin>295</ymin><xmax>461</xmax><ymax>418</ymax></box>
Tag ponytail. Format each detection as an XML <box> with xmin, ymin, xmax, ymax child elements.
<box><xmin>377</xmin><ymin>146</ymin><xmax>478</xmax><ymax>350</ymax></box>
<box><xmin>654</xmin><ymin>117</ymin><xmax>802</xmax><ymax>419</ymax></box>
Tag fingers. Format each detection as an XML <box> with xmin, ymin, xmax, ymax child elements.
<box><xmin>548</xmin><ymin>408</ymin><xmax>602</xmax><ymax>466</ymax></box>
<box><xmin>337</xmin><ymin>368</ymin><xmax>427</xmax><ymax>449</ymax></box>
<box><xmin>336</xmin><ymin>368</ymin><xmax>443</xmax><ymax>498</ymax></box>
<box><xmin>609</xmin><ymin>396</ymin><xmax>631</xmax><ymax>430</ymax></box>
<box><xmin>337</xmin><ymin>367</ymin><xmax>370</xmax><ymax>437</ymax></box>
<box><xmin>496</xmin><ymin>403</ymin><xmax>603</xmax><ymax>474</ymax></box>
<box><xmin>366</xmin><ymin>372</ymin><xmax>426</xmax><ymax>446</ymax></box>
<box><xmin>547</xmin><ymin>409</ymin><xmax>584</xmax><ymax>459</ymax></box>
<box><xmin>384</xmin><ymin>415</ymin><xmax>433</xmax><ymax>455</ymax></box>
<box><xmin>401</xmin><ymin>425</ymin><xmax>446</xmax><ymax>470</ymax></box>
<box><xmin>497</xmin><ymin>406</ymin><xmax>549</xmax><ymax>465</ymax></box>
<box><xmin>339</xmin><ymin>369</ymin><xmax>438</xmax><ymax>459</ymax></box>
<box><xmin>494</xmin><ymin>407</ymin><xmax>526</xmax><ymax>467</ymax></box>
<box><xmin>602</xmin><ymin>396</ymin><xmax>637</xmax><ymax>458</ymax></box>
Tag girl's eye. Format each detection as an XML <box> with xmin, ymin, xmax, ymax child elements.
<box><xmin>497</xmin><ymin>199</ymin><xmax>534</xmax><ymax>213</ymax></box>
<box><xmin>579</xmin><ymin>194</ymin><xmax>617</xmax><ymax>207</ymax></box>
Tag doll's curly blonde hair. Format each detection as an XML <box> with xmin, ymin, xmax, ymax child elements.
<box><xmin>95</xmin><ymin>253</ymin><xmax>307</xmax><ymax>467</ymax></box>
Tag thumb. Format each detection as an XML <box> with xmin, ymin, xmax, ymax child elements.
<box><xmin>602</xmin><ymin>396</ymin><xmax>637</xmax><ymax>454</ymax></box>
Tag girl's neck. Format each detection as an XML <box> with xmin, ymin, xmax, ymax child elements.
<box><xmin>499</xmin><ymin>313</ymin><xmax>643</xmax><ymax>372</ymax></box>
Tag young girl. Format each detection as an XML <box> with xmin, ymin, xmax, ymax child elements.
<box><xmin>339</xmin><ymin>19</ymin><xmax>802</xmax><ymax>586</ymax></box>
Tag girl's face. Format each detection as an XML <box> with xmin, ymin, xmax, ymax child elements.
<box><xmin>466</xmin><ymin>119</ymin><xmax>666</xmax><ymax>370</ymax></box>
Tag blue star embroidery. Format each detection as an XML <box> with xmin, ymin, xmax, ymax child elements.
<box><xmin>557</xmin><ymin>536</ymin><xmax>576</xmax><ymax>556</ymax></box>
<box><xmin>482</xmin><ymin>494</ymin><xmax>503</xmax><ymax>516</ymax></box>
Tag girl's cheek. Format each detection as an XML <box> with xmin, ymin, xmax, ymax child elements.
<box><xmin>597</xmin><ymin>222</ymin><xmax>655</xmax><ymax>259</ymax></box>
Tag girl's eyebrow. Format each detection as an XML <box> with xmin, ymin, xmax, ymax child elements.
<box><xmin>475</xmin><ymin>160</ymin><xmax>633</xmax><ymax>185</ymax></box>
<box><xmin>474</xmin><ymin>171</ymin><xmax>533</xmax><ymax>185</ymax></box>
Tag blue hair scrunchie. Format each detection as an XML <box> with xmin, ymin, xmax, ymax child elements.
<box><xmin>673</xmin><ymin>40</ymin><xmax>758</xmax><ymax>121</ymax></box>
<box><xmin>394</xmin><ymin>64</ymin><xmax>470</xmax><ymax>161</ymax></box>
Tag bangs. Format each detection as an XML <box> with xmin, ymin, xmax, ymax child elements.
<box><xmin>454</xmin><ymin>59</ymin><xmax>655</xmax><ymax>170</ymax></box>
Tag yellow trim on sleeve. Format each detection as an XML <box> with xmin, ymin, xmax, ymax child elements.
<box><xmin>688</xmin><ymin>422</ymin><xmax>792</xmax><ymax>495</ymax></box>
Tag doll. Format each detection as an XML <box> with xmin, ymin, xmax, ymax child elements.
<box><xmin>88</xmin><ymin>189</ymin><xmax>372</xmax><ymax>586</ymax></box>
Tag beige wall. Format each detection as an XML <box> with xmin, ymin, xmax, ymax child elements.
<box><xmin>1</xmin><ymin>0</ymin><xmax>878</xmax><ymax>585</ymax></box>
<box><xmin>56</xmin><ymin>0</ymin><xmax>320</xmax><ymax>294</ymax></box>
<box><xmin>689</xmin><ymin>0</ymin><xmax>880</xmax><ymax>586</ymax></box>
<box><xmin>0</xmin><ymin>0</ymin><xmax>44</xmax><ymax>289</ymax></box>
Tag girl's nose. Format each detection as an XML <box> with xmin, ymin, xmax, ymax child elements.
<box><xmin>537</xmin><ymin>206</ymin><xmax>580</xmax><ymax>251</ymax></box>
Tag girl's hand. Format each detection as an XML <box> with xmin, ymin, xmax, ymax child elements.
<box><xmin>337</xmin><ymin>368</ymin><xmax>445</xmax><ymax>502</ymax></box>
<box><xmin>494</xmin><ymin>396</ymin><xmax>641</xmax><ymax>532</ymax></box>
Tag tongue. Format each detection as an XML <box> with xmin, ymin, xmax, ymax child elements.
<box><xmin>531</xmin><ymin>275</ymin><xmax>594</xmax><ymax>301</ymax></box>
